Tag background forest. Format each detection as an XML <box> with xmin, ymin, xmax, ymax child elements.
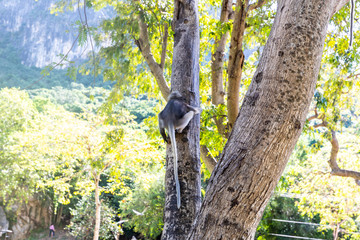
<box><xmin>0</xmin><ymin>0</ymin><xmax>360</xmax><ymax>240</ymax></box>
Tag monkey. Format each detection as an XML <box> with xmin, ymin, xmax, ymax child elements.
<box><xmin>158</xmin><ymin>91</ymin><xmax>201</xmax><ymax>209</ymax></box>
<box><xmin>349</xmin><ymin>0</ymin><xmax>355</xmax><ymax>47</ymax></box>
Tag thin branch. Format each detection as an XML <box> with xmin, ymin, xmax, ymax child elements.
<box><xmin>329</xmin><ymin>130</ymin><xmax>360</xmax><ymax>183</ymax></box>
<box><xmin>78</xmin><ymin>0</ymin><xmax>84</xmax><ymax>25</ymax></box>
<box><xmin>160</xmin><ymin>23</ymin><xmax>168</xmax><ymax>70</ymax></box>
<box><xmin>307</xmin><ymin>110</ymin><xmax>360</xmax><ymax>186</ymax></box>
<box><xmin>306</xmin><ymin>108</ymin><xmax>319</xmax><ymax>122</ymax></box>
<box><xmin>25</xmin><ymin>33</ymin><xmax>80</xmax><ymax>89</ymax></box>
<box><xmin>333</xmin><ymin>0</ymin><xmax>352</xmax><ymax>16</ymax></box>
<box><xmin>307</xmin><ymin>115</ymin><xmax>318</xmax><ymax>122</ymax></box>
<box><xmin>136</xmin><ymin>12</ymin><xmax>170</xmax><ymax>99</ymax></box>
<box><xmin>211</xmin><ymin>0</ymin><xmax>233</xmax><ymax>136</ymax></box>
<box><xmin>149</xmin><ymin>8</ymin><xmax>163</xmax><ymax>37</ymax></box>
<box><xmin>226</xmin><ymin>0</ymin><xmax>248</xmax><ymax>129</ymax></box>
<box><xmin>313</xmin><ymin>122</ymin><xmax>328</xmax><ymax>128</ymax></box>
<box><xmin>200</xmin><ymin>145</ymin><xmax>217</xmax><ymax>173</ymax></box>
<box><xmin>247</xmin><ymin>0</ymin><xmax>269</xmax><ymax>12</ymax></box>
<box><xmin>346</xmin><ymin>72</ymin><xmax>360</xmax><ymax>79</ymax></box>
<box><xmin>25</xmin><ymin>1</ymin><xmax>92</xmax><ymax>90</ymax></box>
<box><xmin>101</xmin><ymin>161</ymin><xmax>113</xmax><ymax>172</ymax></box>
<box><xmin>83</xmin><ymin>0</ymin><xmax>97</xmax><ymax>86</ymax></box>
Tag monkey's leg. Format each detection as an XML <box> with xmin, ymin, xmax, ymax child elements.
<box><xmin>176</xmin><ymin>111</ymin><xmax>195</xmax><ymax>133</ymax></box>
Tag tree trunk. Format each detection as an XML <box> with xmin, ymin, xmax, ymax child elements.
<box><xmin>211</xmin><ymin>0</ymin><xmax>233</xmax><ymax>136</ymax></box>
<box><xmin>161</xmin><ymin>0</ymin><xmax>201</xmax><ymax>239</ymax></box>
<box><xmin>188</xmin><ymin>0</ymin><xmax>349</xmax><ymax>239</ymax></box>
<box><xmin>55</xmin><ymin>204</ymin><xmax>63</xmax><ymax>225</ymax></box>
<box><xmin>93</xmin><ymin>176</ymin><xmax>101</xmax><ymax>240</ymax></box>
<box><xmin>226</xmin><ymin>0</ymin><xmax>248</xmax><ymax>129</ymax></box>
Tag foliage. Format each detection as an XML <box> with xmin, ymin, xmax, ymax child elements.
<box><xmin>0</xmin><ymin>88</ymin><xmax>38</xmax><ymax>203</ymax></box>
<box><xmin>119</xmin><ymin>168</ymin><xmax>165</xmax><ymax>240</ymax></box>
<box><xmin>280</xmin><ymin>127</ymin><xmax>360</xmax><ymax>239</ymax></box>
<box><xmin>3</xmin><ymin>0</ymin><xmax>360</xmax><ymax>239</ymax></box>
<box><xmin>0</xmin><ymin>86</ymin><xmax>165</xmax><ymax>239</ymax></box>
<box><xmin>28</xmin><ymin>83</ymin><xmax>109</xmax><ymax>113</ymax></box>
<box><xmin>67</xmin><ymin>194</ymin><xmax>122</xmax><ymax>240</ymax></box>
<box><xmin>50</xmin><ymin>0</ymin><xmax>174</xmax><ymax>100</ymax></box>
<box><xmin>256</xmin><ymin>196</ymin><xmax>332</xmax><ymax>240</ymax></box>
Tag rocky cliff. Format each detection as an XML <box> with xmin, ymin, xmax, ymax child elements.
<box><xmin>1</xmin><ymin>197</ymin><xmax>52</xmax><ymax>240</ymax></box>
<box><xmin>0</xmin><ymin>207</ymin><xmax>9</xmax><ymax>237</ymax></box>
<box><xmin>0</xmin><ymin>0</ymin><xmax>113</xmax><ymax>68</ymax></box>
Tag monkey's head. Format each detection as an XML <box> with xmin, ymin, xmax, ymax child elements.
<box><xmin>168</xmin><ymin>90</ymin><xmax>183</xmax><ymax>101</ymax></box>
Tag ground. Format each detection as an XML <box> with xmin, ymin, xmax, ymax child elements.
<box><xmin>26</xmin><ymin>228</ymin><xmax>76</xmax><ymax>240</ymax></box>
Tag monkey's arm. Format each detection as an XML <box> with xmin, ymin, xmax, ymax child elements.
<box><xmin>185</xmin><ymin>103</ymin><xmax>202</xmax><ymax>114</ymax></box>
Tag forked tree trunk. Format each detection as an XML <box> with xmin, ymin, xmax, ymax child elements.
<box><xmin>188</xmin><ymin>0</ymin><xmax>349</xmax><ymax>239</ymax></box>
<box><xmin>161</xmin><ymin>0</ymin><xmax>201</xmax><ymax>239</ymax></box>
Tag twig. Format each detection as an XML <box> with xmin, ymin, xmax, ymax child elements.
<box><xmin>160</xmin><ymin>23</ymin><xmax>168</xmax><ymax>70</ymax></box>
<box><xmin>25</xmin><ymin>33</ymin><xmax>80</xmax><ymax>89</ymax></box>
<box><xmin>83</xmin><ymin>0</ymin><xmax>97</xmax><ymax>86</ymax></box>
<box><xmin>247</xmin><ymin>0</ymin><xmax>268</xmax><ymax>12</ymax></box>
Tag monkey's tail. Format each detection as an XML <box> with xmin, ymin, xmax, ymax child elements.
<box><xmin>168</xmin><ymin>124</ymin><xmax>181</xmax><ymax>209</ymax></box>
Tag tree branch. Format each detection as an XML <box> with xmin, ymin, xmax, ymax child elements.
<box><xmin>200</xmin><ymin>145</ymin><xmax>217</xmax><ymax>173</ymax></box>
<box><xmin>247</xmin><ymin>0</ymin><xmax>268</xmax><ymax>12</ymax></box>
<box><xmin>329</xmin><ymin>130</ymin><xmax>360</xmax><ymax>185</ymax></box>
<box><xmin>332</xmin><ymin>0</ymin><xmax>351</xmax><ymax>16</ymax></box>
<box><xmin>83</xmin><ymin>0</ymin><xmax>96</xmax><ymax>85</ymax></box>
<box><xmin>160</xmin><ymin>23</ymin><xmax>168</xmax><ymax>70</ymax></box>
<box><xmin>313</xmin><ymin>122</ymin><xmax>328</xmax><ymax>128</ymax></box>
<box><xmin>226</xmin><ymin>0</ymin><xmax>248</xmax><ymax>130</ymax></box>
<box><xmin>308</xmin><ymin>113</ymin><xmax>360</xmax><ymax>186</ymax></box>
<box><xmin>306</xmin><ymin>108</ymin><xmax>319</xmax><ymax>122</ymax></box>
<box><xmin>136</xmin><ymin>13</ymin><xmax>170</xmax><ymax>100</ymax></box>
<box><xmin>211</xmin><ymin>0</ymin><xmax>233</xmax><ymax>136</ymax></box>
<box><xmin>26</xmin><ymin>33</ymin><xmax>80</xmax><ymax>89</ymax></box>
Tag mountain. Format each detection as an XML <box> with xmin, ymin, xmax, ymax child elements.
<box><xmin>0</xmin><ymin>0</ymin><xmax>113</xmax><ymax>89</ymax></box>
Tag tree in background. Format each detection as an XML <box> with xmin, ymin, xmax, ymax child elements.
<box><xmin>119</xmin><ymin>169</ymin><xmax>165</xmax><ymax>239</ymax></box>
<box><xmin>0</xmin><ymin>86</ymin><xmax>164</xmax><ymax>239</ymax></box>
<box><xmin>0</xmin><ymin>88</ymin><xmax>37</xmax><ymax>204</ymax></box>
<box><xmin>68</xmin><ymin>194</ymin><xmax>121</xmax><ymax>240</ymax></box>
<box><xmin>285</xmin><ymin>129</ymin><xmax>360</xmax><ymax>238</ymax></box>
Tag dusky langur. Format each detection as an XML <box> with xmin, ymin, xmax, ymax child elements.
<box><xmin>158</xmin><ymin>91</ymin><xmax>201</xmax><ymax>209</ymax></box>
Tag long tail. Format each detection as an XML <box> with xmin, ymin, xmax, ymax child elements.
<box><xmin>168</xmin><ymin>124</ymin><xmax>181</xmax><ymax>208</ymax></box>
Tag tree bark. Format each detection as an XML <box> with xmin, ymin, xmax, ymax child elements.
<box><xmin>188</xmin><ymin>0</ymin><xmax>349</xmax><ymax>239</ymax></box>
<box><xmin>200</xmin><ymin>145</ymin><xmax>217</xmax><ymax>173</ymax></box>
<box><xmin>93</xmin><ymin>175</ymin><xmax>101</xmax><ymax>240</ymax></box>
<box><xmin>161</xmin><ymin>0</ymin><xmax>201</xmax><ymax>239</ymax></box>
<box><xmin>226</xmin><ymin>0</ymin><xmax>248</xmax><ymax>129</ymax></box>
<box><xmin>55</xmin><ymin>204</ymin><xmax>63</xmax><ymax>225</ymax></box>
<box><xmin>211</xmin><ymin>0</ymin><xmax>233</xmax><ymax>136</ymax></box>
